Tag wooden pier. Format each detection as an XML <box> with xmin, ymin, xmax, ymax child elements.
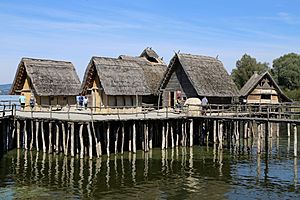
<box><xmin>0</xmin><ymin>102</ymin><xmax>299</xmax><ymax>158</ymax></box>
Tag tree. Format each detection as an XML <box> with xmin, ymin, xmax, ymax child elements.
<box><xmin>272</xmin><ymin>53</ymin><xmax>300</xmax><ymax>90</ymax></box>
<box><xmin>231</xmin><ymin>54</ymin><xmax>269</xmax><ymax>89</ymax></box>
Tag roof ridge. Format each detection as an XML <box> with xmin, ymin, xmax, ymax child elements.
<box><xmin>22</xmin><ymin>57</ymin><xmax>72</xmax><ymax>64</ymax></box>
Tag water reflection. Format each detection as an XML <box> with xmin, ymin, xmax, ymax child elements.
<box><xmin>0</xmin><ymin>136</ymin><xmax>299</xmax><ymax>199</ymax></box>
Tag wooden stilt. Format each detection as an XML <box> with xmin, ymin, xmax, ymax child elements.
<box><xmin>257</xmin><ymin>123</ymin><xmax>261</xmax><ymax>154</ymax></box>
<box><xmin>93</xmin><ymin>124</ymin><xmax>101</xmax><ymax>158</ymax></box>
<box><xmin>121</xmin><ymin>124</ymin><xmax>125</xmax><ymax>154</ymax></box>
<box><xmin>149</xmin><ymin>123</ymin><xmax>153</xmax><ymax>149</ymax></box>
<box><xmin>129</xmin><ymin>124</ymin><xmax>132</xmax><ymax>152</ymax></box>
<box><xmin>17</xmin><ymin>120</ymin><xmax>20</xmax><ymax>149</ymax></box>
<box><xmin>107</xmin><ymin>123</ymin><xmax>110</xmax><ymax>156</ymax></box>
<box><xmin>62</xmin><ymin>123</ymin><xmax>67</xmax><ymax>155</ymax></box>
<box><xmin>30</xmin><ymin>120</ymin><xmax>34</xmax><ymax>150</ymax></box>
<box><xmin>35</xmin><ymin>121</ymin><xmax>39</xmax><ymax>151</ymax></box>
<box><xmin>70</xmin><ymin>123</ymin><xmax>75</xmax><ymax>157</ymax></box>
<box><xmin>276</xmin><ymin>123</ymin><xmax>280</xmax><ymax>138</ymax></box>
<box><xmin>65</xmin><ymin>123</ymin><xmax>70</xmax><ymax>156</ymax></box>
<box><xmin>41</xmin><ymin>121</ymin><xmax>46</xmax><ymax>153</ymax></box>
<box><xmin>144</xmin><ymin>123</ymin><xmax>149</xmax><ymax>152</ymax></box>
<box><xmin>79</xmin><ymin>124</ymin><xmax>84</xmax><ymax>159</ymax></box>
<box><xmin>181</xmin><ymin>121</ymin><xmax>184</xmax><ymax>146</ymax></box>
<box><xmin>189</xmin><ymin>120</ymin><xmax>193</xmax><ymax>147</ymax></box>
<box><xmin>24</xmin><ymin>120</ymin><xmax>28</xmax><ymax>150</ymax></box>
<box><xmin>244</xmin><ymin>122</ymin><xmax>248</xmax><ymax>139</ymax></box>
<box><xmin>55</xmin><ymin>124</ymin><xmax>59</xmax><ymax>153</ymax></box>
<box><xmin>87</xmin><ymin>123</ymin><xmax>93</xmax><ymax>159</ymax></box>
<box><xmin>213</xmin><ymin>120</ymin><xmax>217</xmax><ymax>143</ymax></box>
<box><xmin>176</xmin><ymin>121</ymin><xmax>179</xmax><ymax>146</ymax></box>
<box><xmin>133</xmin><ymin>122</ymin><xmax>136</xmax><ymax>153</ymax></box>
<box><xmin>48</xmin><ymin>122</ymin><xmax>52</xmax><ymax>154</ymax></box>
<box><xmin>162</xmin><ymin>122</ymin><xmax>165</xmax><ymax>149</ymax></box>
<box><xmin>114</xmin><ymin>126</ymin><xmax>119</xmax><ymax>154</ymax></box>
<box><xmin>288</xmin><ymin>123</ymin><xmax>291</xmax><ymax>137</ymax></box>
<box><xmin>171</xmin><ymin>122</ymin><xmax>174</xmax><ymax>148</ymax></box>
<box><xmin>165</xmin><ymin>122</ymin><xmax>169</xmax><ymax>149</ymax></box>
<box><xmin>293</xmin><ymin>124</ymin><xmax>297</xmax><ymax>157</ymax></box>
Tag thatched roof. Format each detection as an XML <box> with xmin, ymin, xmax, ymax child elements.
<box><xmin>10</xmin><ymin>58</ymin><xmax>81</xmax><ymax>96</ymax></box>
<box><xmin>140</xmin><ymin>47</ymin><xmax>163</xmax><ymax>63</ymax></box>
<box><xmin>81</xmin><ymin>52</ymin><xmax>166</xmax><ymax>96</ymax></box>
<box><xmin>159</xmin><ymin>53</ymin><xmax>239</xmax><ymax>97</ymax></box>
<box><xmin>239</xmin><ymin>71</ymin><xmax>291</xmax><ymax>101</ymax></box>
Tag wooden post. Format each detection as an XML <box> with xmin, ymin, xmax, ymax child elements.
<box><xmin>93</xmin><ymin>123</ymin><xmax>101</xmax><ymax>158</ymax></box>
<box><xmin>162</xmin><ymin>122</ymin><xmax>165</xmax><ymax>149</ymax></box>
<box><xmin>165</xmin><ymin>122</ymin><xmax>169</xmax><ymax>149</ymax></box>
<box><xmin>114</xmin><ymin>126</ymin><xmax>119</xmax><ymax>154</ymax></box>
<box><xmin>149</xmin><ymin>123</ymin><xmax>153</xmax><ymax>149</ymax></box>
<box><xmin>133</xmin><ymin>122</ymin><xmax>136</xmax><ymax>153</ymax></box>
<box><xmin>176</xmin><ymin>122</ymin><xmax>179</xmax><ymax>146</ymax></box>
<box><xmin>30</xmin><ymin>120</ymin><xmax>34</xmax><ymax>150</ymax></box>
<box><xmin>121</xmin><ymin>124</ymin><xmax>125</xmax><ymax>154</ymax></box>
<box><xmin>213</xmin><ymin>120</ymin><xmax>217</xmax><ymax>143</ymax></box>
<box><xmin>70</xmin><ymin>123</ymin><xmax>75</xmax><ymax>157</ymax></box>
<box><xmin>17</xmin><ymin>120</ymin><xmax>20</xmax><ymax>149</ymax></box>
<box><xmin>294</xmin><ymin>124</ymin><xmax>297</xmax><ymax>157</ymax></box>
<box><xmin>48</xmin><ymin>122</ymin><xmax>52</xmax><ymax>154</ymax></box>
<box><xmin>181</xmin><ymin>121</ymin><xmax>184</xmax><ymax>146</ymax></box>
<box><xmin>87</xmin><ymin>123</ymin><xmax>93</xmax><ymax>159</ymax></box>
<box><xmin>79</xmin><ymin>124</ymin><xmax>84</xmax><ymax>158</ymax></box>
<box><xmin>62</xmin><ymin>123</ymin><xmax>67</xmax><ymax>155</ymax></box>
<box><xmin>41</xmin><ymin>121</ymin><xmax>46</xmax><ymax>153</ymax></box>
<box><xmin>107</xmin><ymin>123</ymin><xmax>110</xmax><ymax>156</ymax></box>
<box><xmin>24</xmin><ymin>120</ymin><xmax>28</xmax><ymax>150</ymax></box>
<box><xmin>244</xmin><ymin>121</ymin><xmax>248</xmax><ymax>139</ymax></box>
<box><xmin>129</xmin><ymin>124</ymin><xmax>132</xmax><ymax>152</ymax></box>
<box><xmin>189</xmin><ymin>120</ymin><xmax>193</xmax><ymax>147</ymax></box>
<box><xmin>55</xmin><ymin>124</ymin><xmax>59</xmax><ymax>153</ymax></box>
<box><xmin>144</xmin><ymin>123</ymin><xmax>149</xmax><ymax>152</ymax></box>
<box><xmin>171</xmin><ymin>122</ymin><xmax>174</xmax><ymax>148</ymax></box>
<box><xmin>257</xmin><ymin>123</ymin><xmax>261</xmax><ymax>154</ymax></box>
<box><xmin>35</xmin><ymin>121</ymin><xmax>39</xmax><ymax>151</ymax></box>
<box><xmin>276</xmin><ymin>123</ymin><xmax>279</xmax><ymax>138</ymax></box>
<box><xmin>288</xmin><ymin>123</ymin><xmax>291</xmax><ymax>137</ymax></box>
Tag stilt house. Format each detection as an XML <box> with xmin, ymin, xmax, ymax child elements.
<box><xmin>158</xmin><ymin>53</ymin><xmax>239</xmax><ymax>107</ymax></box>
<box><xmin>239</xmin><ymin>71</ymin><xmax>291</xmax><ymax>104</ymax></box>
<box><xmin>81</xmin><ymin>48</ymin><xmax>166</xmax><ymax>111</ymax></box>
<box><xmin>10</xmin><ymin>58</ymin><xmax>81</xmax><ymax>109</ymax></box>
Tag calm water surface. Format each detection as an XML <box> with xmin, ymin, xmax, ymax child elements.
<box><xmin>0</xmin><ymin>128</ymin><xmax>299</xmax><ymax>199</ymax></box>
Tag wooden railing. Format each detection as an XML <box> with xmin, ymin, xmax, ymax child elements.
<box><xmin>1</xmin><ymin>100</ymin><xmax>300</xmax><ymax>121</ymax></box>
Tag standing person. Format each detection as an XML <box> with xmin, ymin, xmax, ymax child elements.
<box><xmin>84</xmin><ymin>96</ymin><xmax>88</xmax><ymax>110</ymax></box>
<box><xmin>201</xmin><ymin>96</ymin><xmax>208</xmax><ymax>115</ymax></box>
<box><xmin>19</xmin><ymin>93</ymin><xmax>26</xmax><ymax>111</ymax></box>
<box><xmin>79</xmin><ymin>95</ymin><xmax>84</xmax><ymax>109</ymax></box>
<box><xmin>29</xmin><ymin>95</ymin><xmax>35</xmax><ymax>110</ymax></box>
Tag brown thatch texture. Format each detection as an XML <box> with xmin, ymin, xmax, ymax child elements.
<box><xmin>140</xmin><ymin>47</ymin><xmax>159</xmax><ymax>59</ymax></box>
<box><xmin>160</xmin><ymin>53</ymin><xmax>239</xmax><ymax>97</ymax></box>
<box><xmin>239</xmin><ymin>71</ymin><xmax>292</xmax><ymax>101</ymax></box>
<box><xmin>10</xmin><ymin>58</ymin><xmax>81</xmax><ymax>96</ymax></box>
<box><xmin>81</xmin><ymin>55</ymin><xmax>166</xmax><ymax>96</ymax></box>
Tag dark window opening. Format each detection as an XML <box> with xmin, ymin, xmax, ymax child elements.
<box><xmin>146</xmin><ymin>57</ymin><xmax>158</xmax><ymax>63</ymax></box>
<box><xmin>63</xmin><ymin>97</ymin><xmax>67</xmax><ymax>100</ymax></box>
<box><xmin>261</xmin><ymin>94</ymin><xmax>271</xmax><ymax>100</ymax></box>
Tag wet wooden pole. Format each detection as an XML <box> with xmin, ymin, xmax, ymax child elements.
<box><xmin>55</xmin><ymin>124</ymin><xmax>59</xmax><ymax>153</ymax></box>
<box><xmin>70</xmin><ymin>122</ymin><xmax>75</xmax><ymax>157</ymax></box>
<box><xmin>30</xmin><ymin>120</ymin><xmax>34</xmax><ymax>150</ymax></box>
<box><xmin>128</xmin><ymin>124</ymin><xmax>132</xmax><ymax>152</ymax></box>
<box><xmin>257</xmin><ymin>123</ymin><xmax>261</xmax><ymax>154</ymax></box>
<box><xmin>165</xmin><ymin>122</ymin><xmax>169</xmax><ymax>149</ymax></box>
<box><xmin>107</xmin><ymin>123</ymin><xmax>110</xmax><ymax>157</ymax></box>
<box><xmin>35</xmin><ymin>121</ymin><xmax>39</xmax><ymax>151</ymax></box>
<box><xmin>79</xmin><ymin>124</ymin><xmax>84</xmax><ymax>159</ymax></box>
<box><xmin>41</xmin><ymin>121</ymin><xmax>46</xmax><ymax>153</ymax></box>
<box><xmin>189</xmin><ymin>120</ymin><xmax>193</xmax><ymax>147</ymax></box>
<box><xmin>149</xmin><ymin>123</ymin><xmax>153</xmax><ymax>149</ymax></box>
<box><xmin>288</xmin><ymin>123</ymin><xmax>291</xmax><ymax>137</ymax></box>
<box><xmin>133</xmin><ymin>122</ymin><xmax>136</xmax><ymax>153</ymax></box>
<box><xmin>17</xmin><ymin>120</ymin><xmax>20</xmax><ymax>149</ymax></box>
<box><xmin>87</xmin><ymin>123</ymin><xmax>93</xmax><ymax>159</ymax></box>
<box><xmin>24</xmin><ymin>120</ymin><xmax>28</xmax><ymax>150</ymax></box>
<box><xmin>293</xmin><ymin>124</ymin><xmax>297</xmax><ymax>157</ymax></box>
<box><xmin>121</xmin><ymin>124</ymin><xmax>125</xmax><ymax>154</ymax></box>
<box><xmin>48</xmin><ymin>122</ymin><xmax>52</xmax><ymax>154</ymax></box>
<box><xmin>162</xmin><ymin>122</ymin><xmax>165</xmax><ymax>149</ymax></box>
<box><xmin>114</xmin><ymin>126</ymin><xmax>119</xmax><ymax>154</ymax></box>
<box><xmin>213</xmin><ymin>120</ymin><xmax>217</xmax><ymax>143</ymax></box>
<box><xmin>171</xmin><ymin>122</ymin><xmax>174</xmax><ymax>148</ymax></box>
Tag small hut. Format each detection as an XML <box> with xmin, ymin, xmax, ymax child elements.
<box><xmin>239</xmin><ymin>71</ymin><xmax>291</xmax><ymax>104</ymax></box>
<box><xmin>81</xmin><ymin>48</ymin><xmax>166</xmax><ymax>112</ymax></box>
<box><xmin>10</xmin><ymin>57</ymin><xmax>81</xmax><ymax>110</ymax></box>
<box><xmin>158</xmin><ymin>53</ymin><xmax>239</xmax><ymax>107</ymax></box>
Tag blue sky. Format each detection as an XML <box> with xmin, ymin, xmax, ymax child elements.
<box><xmin>1</xmin><ymin>0</ymin><xmax>300</xmax><ymax>84</ymax></box>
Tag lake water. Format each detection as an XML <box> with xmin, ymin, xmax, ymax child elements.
<box><xmin>0</xmin><ymin>125</ymin><xmax>299</xmax><ymax>200</ymax></box>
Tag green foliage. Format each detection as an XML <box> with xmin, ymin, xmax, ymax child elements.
<box><xmin>231</xmin><ymin>54</ymin><xmax>269</xmax><ymax>89</ymax></box>
<box><xmin>272</xmin><ymin>53</ymin><xmax>300</xmax><ymax>90</ymax></box>
<box><xmin>283</xmin><ymin>88</ymin><xmax>300</xmax><ymax>101</ymax></box>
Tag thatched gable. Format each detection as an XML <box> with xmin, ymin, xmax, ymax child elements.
<box><xmin>240</xmin><ymin>71</ymin><xmax>291</xmax><ymax>102</ymax></box>
<box><xmin>159</xmin><ymin>53</ymin><xmax>239</xmax><ymax>97</ymax></box>
<box><xmin>81</xmin><ymin>55</ymin><xmax>166</xmax><ymax>96</ymax></box>
<box><xmin>140</xmin><ymin>47</ymin><xmax>163</xmax><ymax>63</ymax></box>
<box><xmin>10</xmin><ymin>58</ymin><xmax>81</xmax><ymax>96</ymax></box>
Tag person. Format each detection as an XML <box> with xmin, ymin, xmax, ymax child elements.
<box><xmin>29</xmin><ymin>95</ymin><xmax>35</xmax><ymax>110</ymax></box>
<box><xmin>79</xmin><ymin>95</ymin><xmax>84</xmax><ymax>109</ymax></box>
<box><xmin>201</xmin><ymin>96</ymin><xmax>208</xmax><ymax>115</ymax></box>
<box><xmin>176</xmin><ymin>97</ymin><xmax>182</xmax><ymax>109</ymax></box>
<box><xmin>84</xmin><ymin>96</ymin><xmax>88</xmax><ymax>110</ymax></box>
<box><xmin>19</xmin><ymin>93</ymin><xmax>26</xmax><ymax>111</ymax></box>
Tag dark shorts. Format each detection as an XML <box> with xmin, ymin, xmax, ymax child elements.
<box><xmin>202</xmin><ymin>105</ymin><xmax>208</xmax><ymax>110</ymax></box>
<box><xmin>21</xmin><ymin>103</ymin><xmax>25</xmax><ymax>108</ymax></box>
